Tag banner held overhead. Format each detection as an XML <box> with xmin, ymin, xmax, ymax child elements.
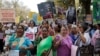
<box><xmin>0</xmin><ymin>9</ymin><xmax>15</xmax><ymax>23</ymax></box>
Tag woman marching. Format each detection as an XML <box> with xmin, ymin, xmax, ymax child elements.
<box><xmin>36</xmin><ymin>27</ymin><xmax>53</xmax><ymax>56</ymax></box>
<box><xmin>26</xmin><ymin>20</ymin><xmax>38</xmax><ymax>56</ymax></box>
<box><xmin>5</xmin><ymin>24</ymin><xmax>33</xmax><ymax>56</ymax></box>
<box><xmin>53</xmin><ymin>25</ymin><xmax>73</xmax><ymax>56</ymax></box>
<box><xmin>74</xmin><ymin>23</ymin><xmax>91</xmax><ymax>56</ymax></box>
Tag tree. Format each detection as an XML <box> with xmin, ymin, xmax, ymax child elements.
<box><xmin>3</xmin><ymin>1</ymin><xmax>12</xmax><ymax>8</ymax></box>
<box><xmin>56</xmin><ymin>0</ymin><xmax>91</xmax><ymax>14</ymax></box>
<box><xmin>0</xmin><ymin>0</ymin><xmax>2</xmax><ymax>8</ymax></box>
<box><xmin>80</xmin><ymin>0</ymin><xmax>91</xmax><ymax>14</ymax></box>
<box><xmin>56</xmin><ymin>0</ymin><xmax>75</xmax><ymax>9</ymax></box>
<box><xmin>1</xmin><ymin>0</ymin><xmax>30</xmax><ymax>20</ymax></box>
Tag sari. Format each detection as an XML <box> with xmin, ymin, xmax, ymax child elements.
<box><xmin>8</xmin><ymin>34</ymin><xmax>32</xmax><ymax>56</ymax></box>
<box><xmin>56</xmin><ymin>34</ymin><xmax>72</xmax><ymax>56</ymax></box>
<box><xmin>37</xmin><ymin>36</ymin><xmax>53</xmax><ymax>56</ymax></box>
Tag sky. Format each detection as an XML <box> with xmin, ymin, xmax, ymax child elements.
<box><xmin>20</xmin><ymin>0</ymin><xmax>46</xmax><ymax>13</ymax></box>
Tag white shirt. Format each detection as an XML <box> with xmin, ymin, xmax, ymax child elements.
<box><xmin>75</xmin><ymin>32</ymin><xmax>91</xmax><ymax>47</ymax></box>
<box><xmin>27</xmin><ymin>27</ymin><xmax>37</xmax><ymax>34</ymax></box>
<box><xmin>25</xmin><ymin>27</ymin><xmax>37</xmax><ymax>41</ymax></box>
<box><xmin>10</xmin><ymin>29</ymin><xmax>15</xmax><ymax>33</ymax></box>
<box><xmin>5</xmin><ymin>29</ymin><xmax>15</xmax><ymax>35</ymax></box>
<box><xmin>5</xmin><ymin>29</ymin><xmax>11</xmax><ymax>35</ymax></box>
<box><xmin>61</xmin><ymin>19</ymin><xmax>67</xmax><ymax>25</ymax></box>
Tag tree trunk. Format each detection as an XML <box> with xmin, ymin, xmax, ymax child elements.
<box><xmin>81</xmin><ymin>0</ymin><xmax>91</xmax><ymax>14</ymax></box>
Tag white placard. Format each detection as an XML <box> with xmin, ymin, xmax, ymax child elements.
<box><xmin>8</xmin><ymin>50</ymin><xmax>19</xmax><ymax>56</ymax></box>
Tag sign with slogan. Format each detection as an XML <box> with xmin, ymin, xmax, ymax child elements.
<box><xmin>25</xmin><ymin>32</ymin><xmax>35</xmax><ymax>41</ymax></box>
<box><xmin>0</xmin><ymin>9</ymin><xmax>15</xmax><ymax>22</ymax></box>
<box><xmin>38</xmin><ymin>1</ymin><xmax>56</xmax><ymax>17</ymax></box>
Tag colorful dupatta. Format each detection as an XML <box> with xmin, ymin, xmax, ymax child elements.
<box><xmin>9</xmin><ymin>34</ymin><xmax>31</xmax><ymax>56</ymax></box>
<box><xmin>37</xmin><ymin>36</ymin><xmax>53</xmax><ymax>56</ymax></box>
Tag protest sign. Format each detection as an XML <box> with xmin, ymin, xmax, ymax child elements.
<box><xmin>25</xmin><ymin>32</ymin><xmax>35</xmax><ymax>41</ymax></box>
<box><xmin>0</xmin><ymin>9</ymin><xmax>15</xmax><ymax>22</ymax></box>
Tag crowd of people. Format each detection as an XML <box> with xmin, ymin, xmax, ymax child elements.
<box><xmin>0</xmin><ymin>19</ymin><xmax>100</xmax><ymax>56</ymax></box>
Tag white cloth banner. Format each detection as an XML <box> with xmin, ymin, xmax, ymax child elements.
<box><xmin>8</xmin><ymin>50</ymin><xmax>19</xmax><ymax>56</ymax></box>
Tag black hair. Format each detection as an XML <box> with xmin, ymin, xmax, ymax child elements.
<box><xmin>54</xmin><ymin>24</ymin><xmax>61</xmax><ymax>33</ymax></box>
<box><xmin>17</xmin><ymin>24</ymin><xmax>25</xmax><ymax>31</ymax></box>
<box><xmin>62</xmin><ymin>25</ymin><xmax>68</xmax><ymax>29</ymax></box>
<box><xmin>41</xmin><ymin>27</ymin><xmax>48</xmax><ymax>32</ymax></box>
<box><xmin>42</xmin><ymin>20</ymin><xmax>49</xmax><ymax>25</ymax></box>
<box><xmin>0</xmin><ymin>23</ymin><xmax>3</xmax><ymax>31</ymax></box>
<box><xmin>29</xmin><ymin>20</ymin><xmax>36</xmax><ymax>26</ymax></box>
<box><xmin>0</xmin><ymin>23</ymin><xmax>2</xmax><ymax>25</ymax></box>
<box><xmin>55</xmin><ymin>19</ymin><xmax>58</xmax><ymax>24</ymax></box>
<box><xmin>80</xmin><ymin>23</ymin><xmax>88</xmax><ymax>32</ymax></box>
<box><xmin>59</xmin><ymin>25</ymin><xmax>68</xmax><ymax>33</ymax></box>
<box><xmin>97</xmin><ymin>23</ymin><xmax>100</xmax><ymax>27</ymax></box>
<box><xmin>50</xmin><ymin>22</ymin><xmax>53</xmax><ymax>28</ymax></box>
<box><xmin>0</xmin><ymin>23</ymin><xmax>3</xmax><ymax>27</ymax></box>
<box><xmin>10</xmin><ymin>25</ymin><xmax>14</xmax><ymax>29</ymax></box>
<box><xmin>19</xmin><ymin>49</ymin><xmax>27</xmax><ymax>55</ymax></box>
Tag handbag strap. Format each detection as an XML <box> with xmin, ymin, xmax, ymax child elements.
<box><xmin>75</xmin><ymin>35</ymin><xmax>80</xmax><ymax>46</ymax></box>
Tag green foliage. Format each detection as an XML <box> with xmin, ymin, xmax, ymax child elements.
<box><xmin>80</xmin><ymin>0</ymin><xmax>91</xmax><ymax>14</ymax></box>
<box><xmin>57</xmin><ymin>0</ymin><xmax>74</xmax><ymax>8</ymax></box>
<box><xmin>1</xmin><ymin>0</ymin><xmax>30</xmax><ymax>20</ymax></box>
